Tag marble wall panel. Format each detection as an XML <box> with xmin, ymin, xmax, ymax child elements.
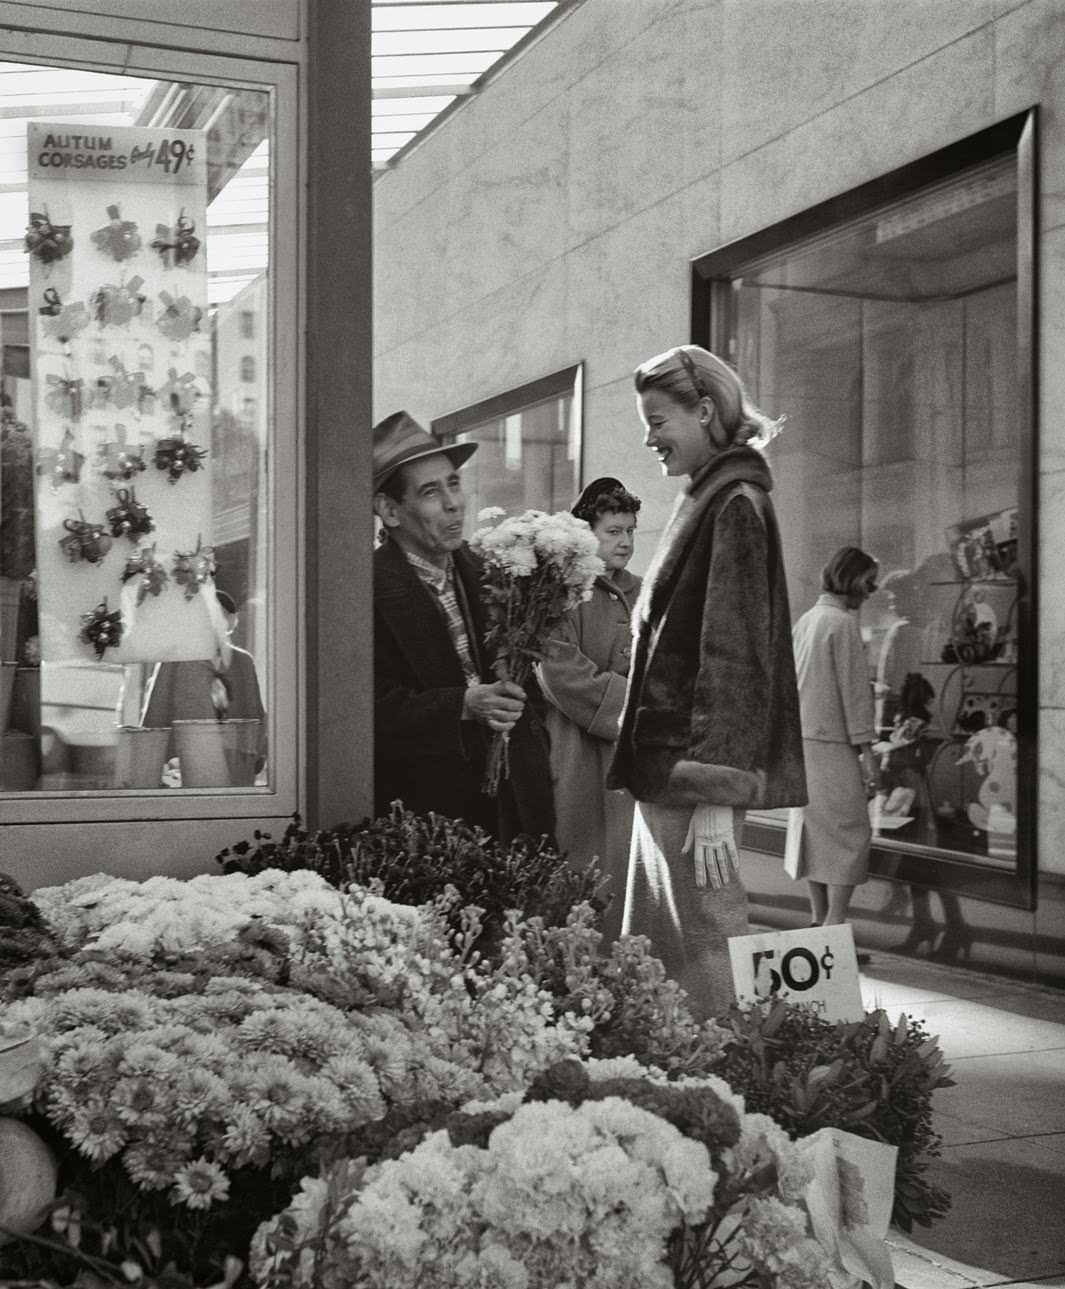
<box><xmin>994</xmin><ymin>0</ymin><xmax>1065</xmax><ymax>233</ymax></box>
<box><xmin>1039</xmin><ymin>226</ymin><xmax>1065</xmax><ymax>475</ymax></box>
<box><xmin>374</xmin><ymin>191</ymin><xmax>457</xmax><ymax>356</ymax></box>
<box><xmin>377</xmin><ymin>254</ymin><xmax>575</xmax><ymax>424</ymax></box>
<box><xmin>563</xmin><ymin>11</ymin><xmax>698</xmax><ymax>244</ymax></box>
<box><xmin>1039</xmin><ymin>707</ymin><xmax>1065</xmax><ymax>875</ymax></box>
<box><xmin>718</xmin><ymin>27</ymin><xmax>996</xmax><ymax>245</ymax></box>
<box><xmin>562</xmin><ymin>193</ymin><xmax>695</xmax><ymax>380</ymax></box>
<box><xmin>719</xmin><ymin>0</ymin><xmax>996</xmax><ymax>163</ymax></box>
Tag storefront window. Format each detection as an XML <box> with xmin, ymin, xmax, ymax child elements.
<box><xmin>0</xmin><ymin>60</ymin><xmax>273</xmax><ymax>795</ymax></box>
<box><xmin>433</xmin><ymin>365</ymin><xmax>582</xmax><ymax>518</ymax></box>
<box><xmin>695</xmin><ymin>122</ymin><xmax>1034</xmax><ymax>887</ymax></box>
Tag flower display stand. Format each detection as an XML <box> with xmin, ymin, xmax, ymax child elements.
<box><xmin>173</xmin><ymin>717</ymin><xmax>260</xmax><ymax>786</ymax></box>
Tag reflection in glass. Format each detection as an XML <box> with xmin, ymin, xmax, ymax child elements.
<box><xmin>730</xmin><ymin>155</ymin><xmax>1019</xmax><ymax>867</ymax></box>
<box><xmin>0</xmin><ymin>62</ymin><xmax>270</xmax><ymax>793</ymax></box>
<box><xmin>450</xmin><ymin>390</ymin><xmax>579</xmax><ymax>519</ymax></box>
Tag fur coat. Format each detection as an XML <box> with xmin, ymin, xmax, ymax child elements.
<box><xmin>607</xmin><ymin>447</ymin><xmax>807</xmax><ymax>810</ymax></box>
<box><xmin>373</xmin><ymin>537</ymin><xmax>555</xmax><ymax>842</ymax></box>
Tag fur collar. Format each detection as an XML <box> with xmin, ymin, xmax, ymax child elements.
<box><xmin>688</xmin><ymin>446</ymin><xmax>773</xmax><ymax>499</ymax></box>
<box><xmin>637</xmin><ymin>448</ymin><xmax>773</xmax><ymax>623</ymax></box>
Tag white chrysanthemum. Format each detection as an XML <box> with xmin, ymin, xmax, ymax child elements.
<box><xmin>732</xmin><ymin>1111</ymin><xmax>813</xmax><ymax>1202</ymax></box>
<box><xmin>502</xmin><ymin>544</ymin><xmax>537</xmax><ymax>576</ymax></box>
<box><xmin>734</xmin><ymin>1195</ymin><xmax>818</xmax><ymax>1277</ymax></box>
<box><xmin>221</xmin><ymin>1103</ymin><xmax>270</xmax><ymax>1165</ymax></box>
<box><xmin>116</xmin><ymin>1038</ymin><xmax>182</xmax><ymax>1080</ymax></box>
<box><xmin>122</xmin><ymin>1140</ymin><xmax>177</xmax><ymax>1190</ymax></box>
<box><xmin>171</xmin><ymin>1067</ymin><xmax>231</xmax><ymax>1127</ymax></box>
<box><xmin>171</xmin><ymin>1156</ymin><xmax>230</xmax><ymax>1210</ymax></box>
<box><xmin>586</xmin><ymin>1054</ymin><xmax>647</xmax><ymax>1081</ymax></box>
<box><xmin>321</xmin><ymin>1051</ymin><xmax>386</xmax><ymax>1120</ymax></box>
<box><xmin>458</xmin><ymin>1089</ymin><xmax>524</xmax><ymax>1117</ymax></box>
<box><xmin>475</xmin><ymin>1241</ymin><xmax>529</xmax><ymax>1289</ymax></box>
<box><xmin>67</xmin><ymin>1098</ymin><xmax>127</xmax><ymax>1163</ymax></box>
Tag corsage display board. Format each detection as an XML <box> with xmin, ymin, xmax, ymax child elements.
<box><xmin>27</xmin><ymin>122</ymin><xmax>221</xmax><ymax>664</ymax></box>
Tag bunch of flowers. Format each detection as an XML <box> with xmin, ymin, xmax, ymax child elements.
<box><xmin>216</xmin><ymin>805</ymin><xmax>603</xmax><ymax>965</ymax></box>
<box><xmin>471</xmin><ymin>507</ymin><xmax>603</xmax><ymax>792</ymax></box>
<box><xmin>26</xmin><ymin>869</ymin><xmax>349</xmax><ymax>961</ymax></box>
<box><xmin>13</xmin><ymin>871</ymin><xmax>595</xmax><ymax>1100</ymax></box>
<box><xmin>0</xmin><ymin>873</ymin><xmax>592</xmax><ymax>1286</ymax></box>
<box><xmin>251</xmin><ymin>1058</ymin><xmax>870</xmax><ymax>1289</ymax></box>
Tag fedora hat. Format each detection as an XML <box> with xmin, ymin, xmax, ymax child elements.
<box><xmin>372</xmin><ymin>410</ymin><xmax>478</xmax><ymax>490</ymax></box>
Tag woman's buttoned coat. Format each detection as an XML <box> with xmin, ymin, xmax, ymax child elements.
<box><xmin>537</xmin><ymin>569</ymin><xmax>641</xmax><ymax>939</ymax></box>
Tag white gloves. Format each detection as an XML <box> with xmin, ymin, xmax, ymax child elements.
<box><xmin>682</xmin><ymin>804</ymin><xmax>740</xmax><ymax>889</ymax></box>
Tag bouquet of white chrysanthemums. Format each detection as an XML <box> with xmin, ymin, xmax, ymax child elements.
<box><xmin>471</xmin><ymin>507</ymin><xmax>603</xmax><ymax>793</ymax></box>
<box><xmin>251</xmin><ymin>1057</ymin><xmax>897</xmax><ymax>1289</ymax></box>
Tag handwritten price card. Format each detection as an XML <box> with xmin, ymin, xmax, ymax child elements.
<box><xmin>728</xmin><ymin>923</ymin><xmax>865</xmax><ymax>1022</ymax></box>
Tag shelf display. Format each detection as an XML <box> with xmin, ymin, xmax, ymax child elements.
<box><xmin>873</xmin><ymin>565</ymin><xmax>1018</xmax><ymax>862</ymax></box>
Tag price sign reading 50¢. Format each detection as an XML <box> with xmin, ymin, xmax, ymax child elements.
<box><xmin>728</xmin><ymin>924</ymin><xmax>865</xmax><ymax>1021</ymax></box>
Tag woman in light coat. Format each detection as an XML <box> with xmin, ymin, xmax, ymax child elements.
<box><xmin>791</xmin><ymin>546</ymin><xmax>879</xmax><ymax>928</ymax></box>
<box><xmin>608</xmin><ymin>346</ymin><xmax>807</xmax><ymax>1019</ymax></box>
<box><xmin>537</xmin><ymin>478</ymin><xmax>642</xmax><ymax>945</ymax></box>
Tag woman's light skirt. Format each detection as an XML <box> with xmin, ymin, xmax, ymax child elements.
<box><xmin>622</xmin><ymin>799</ymin><xmax>749</xmax><ymax>1020</ymax></box>
<box><xmin>800</xmin><ymin>738</ymin><xmax>872</xmax><ymax>885</ymax></box>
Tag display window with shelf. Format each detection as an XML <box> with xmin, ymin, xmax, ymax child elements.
<box><xmin>0</xmin><ymin>38</ymin><xmax>299</xmax><ymax>822</ymax></box>
<box><xmin>692</xmin><ymin>112</ymin><xmax>1036</xmax><ymax>906</ymax></box>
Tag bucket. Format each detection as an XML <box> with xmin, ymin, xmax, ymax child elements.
<box><xmin>113</xmin><ymin>725</ymin><xmax>171</xmax><ymax>789</ymax></box>
<box><xmin>10</xmin><ymin>667</ymin><xmax>40</xmax><ymax>739</ymax></box>
<box><xmin>0</xmin><ymin>662</ymin><xmax>15</xmax><ymax>732</ymax></box>
<box><xmin>66</xmin><ymin>729</ymin><xmax>117</xmax><ymax>783</ymax></box>
<box><xmin>173</xmin><ymin>718</ymin><xmax>260</xmax><ymax>788</ymax></box>
<box><xmin>0</xmin><ymin>731</ymin><xmax>37</xmax><ymax>791</ymax></box>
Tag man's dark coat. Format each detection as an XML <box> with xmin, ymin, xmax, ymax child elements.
<box><xmin>608</xmin><ymin>447</ymin><xmax>807</xmax><ymax>810</ymax></box>
<box><xmin>373</xmin><ymin>538</ymin><xmax>555</xmax><ymax>842</ymax></box>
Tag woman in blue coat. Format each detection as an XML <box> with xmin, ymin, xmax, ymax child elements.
<box><xmin>537</xmin><ymin>478</ymin><xmax>642</xmax><ymax>945</ymax></box>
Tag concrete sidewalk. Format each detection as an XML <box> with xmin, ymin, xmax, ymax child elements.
<box><xmin>855</xmin><ymin>953</ymin><xmax>1065</xmax><ymax>1288</ymax></box>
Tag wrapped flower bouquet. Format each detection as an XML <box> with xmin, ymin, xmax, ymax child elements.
<box><xmin>471</xmin><ymin>507</ymin><xmax>602</xmax><ymax>793</ymax></box>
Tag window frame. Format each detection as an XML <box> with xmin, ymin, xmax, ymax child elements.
<box><xmin>432</xmin><ymin>363</ymin><xmax>584</xmax><ymax>512</ymax></box>
<box><xmin>0</xmin><ymin>33</ymin><xmax>301</xmax><ymax>825</ymax></box>
<box><xmin>690</xmin><ymin>111</ymin><xmax>1038</xmax><ymax>910</ymax></box>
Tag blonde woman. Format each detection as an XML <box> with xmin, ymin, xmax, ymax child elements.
<box><xmin>608</xmin><ymin>346</ymin><xmax>807</xmax><ymax>1019</ymax></box>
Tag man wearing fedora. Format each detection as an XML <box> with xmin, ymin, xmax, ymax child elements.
<box><xmin>371</xmin><ymin>410</ymin><xmax>555</xmax><ymax>841</ymax></box>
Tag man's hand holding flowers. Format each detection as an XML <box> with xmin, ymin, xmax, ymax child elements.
<box><xmin>463</xmin><ymin>679</ymin><xmax>526</xmax><ymax>733</ymax></box>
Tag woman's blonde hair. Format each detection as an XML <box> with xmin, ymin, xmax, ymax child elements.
<box><xmin>633</xmin><ymin>345</ymin><xmax>784</xmax><ymax>449</ymax></box>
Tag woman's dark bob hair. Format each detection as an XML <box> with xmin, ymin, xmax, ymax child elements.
<box><xmin>821</xmin><ymin>546</ymin><xmax>879</xmax><ymax>597</ymax></box>
<box><xmin>572</xmin><ymin>477</ymin><xmax>642</xmax><ymax>526</ymax></box>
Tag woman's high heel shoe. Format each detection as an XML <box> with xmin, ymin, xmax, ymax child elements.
<box><xmin>898</xmin><ymin>924</ymin><xmax>940</xmax><ymax>955</ymax></box>
<box><xmin>931</xmin><ymin>927</ymin><xmax>975</xmax><ymax>964</ymax></box>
